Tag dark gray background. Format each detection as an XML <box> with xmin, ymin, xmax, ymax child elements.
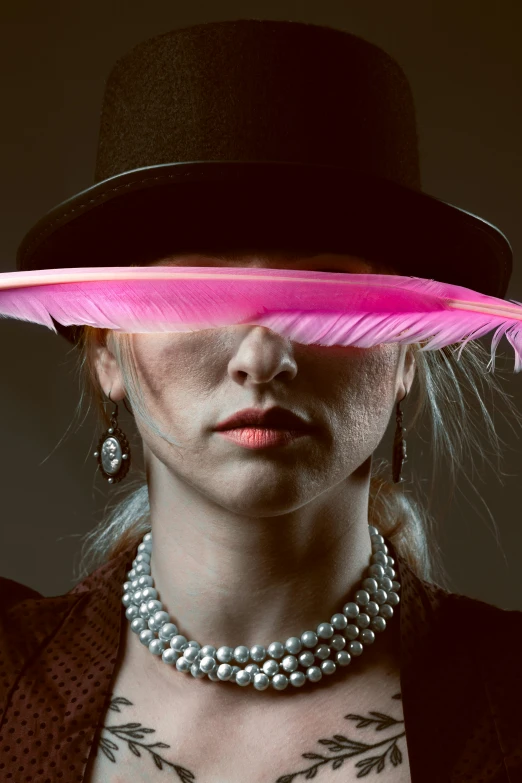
<box><xmin>1</xmin><ymin>1</ymin><xmax>521</xmax><ymax>605</ymax></box>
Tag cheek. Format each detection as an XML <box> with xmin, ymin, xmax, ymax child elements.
<box><xmin>131</xmin><ymin>331</ymin><xmax>227</xmax><ymax>400</ymax></box>
<box><xmin>322</xmin><ymin>345</ymin><xmax>399</xmax><ymax>443</ymax></box>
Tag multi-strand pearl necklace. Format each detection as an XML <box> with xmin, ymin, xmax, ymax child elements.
<box><xmin>121</xmin><ymin>525</ymin><xmax>400</xmax><ymax>691</ymax></box>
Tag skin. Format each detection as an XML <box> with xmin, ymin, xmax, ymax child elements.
<box><xmin>93</xmin><ymin>251</ymin><xmax>416</xmax><ymax>692</ymax></box>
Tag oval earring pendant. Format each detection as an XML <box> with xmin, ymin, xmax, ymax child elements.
<box><xmin>93</xmin><ymin>405</ymin><xmax>131</xmax><ymax>485</ymax></box>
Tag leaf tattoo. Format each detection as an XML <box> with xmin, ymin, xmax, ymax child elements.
<box><xmin>275</xmin><ymin>692</ymin><xmax>406</xmax><ymax>781</ymax></box>
<box><xmin>96</xmin><ymin>693</ymin><xmax>196</xmax><ymax>782</ymax></box>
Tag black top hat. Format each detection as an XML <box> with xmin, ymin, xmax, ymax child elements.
<box><xmin>15</xmin><ymin>19</ymin><xmax>512</xmax><ymax>345</ymax></box>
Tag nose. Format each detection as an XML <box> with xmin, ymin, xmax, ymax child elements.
<box><xmin>227</xmin><ymin>325</ymin><xmax>298</xmax><ymax>386</ymax></box>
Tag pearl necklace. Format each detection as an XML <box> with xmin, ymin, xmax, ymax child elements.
<box><xmin>121</xmin><ymin>525</ymin><xmax>400</xmax><ymax>691</ymax></box>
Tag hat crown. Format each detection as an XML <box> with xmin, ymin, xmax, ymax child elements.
<box><xmin>95</xmin><ymin>19</ymin><xmax>421</xmax><ymax>189</ymax></box>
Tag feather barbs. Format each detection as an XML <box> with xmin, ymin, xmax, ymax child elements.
<box><xmin>0</xmin><ymin>266</ymin><xmax>521</xmax><ymax>372</ymax></box>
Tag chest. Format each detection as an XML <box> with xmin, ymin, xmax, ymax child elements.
<box><xmin>83</xmin><ymin>653</ymin><xmax>411</xmax><ymax>783</ymax></box>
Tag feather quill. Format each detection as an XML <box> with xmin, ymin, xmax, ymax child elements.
<box><xmin>0</xmin><ymin>265</ymin><xmax>521</xmax><ymax>372</ymax></box>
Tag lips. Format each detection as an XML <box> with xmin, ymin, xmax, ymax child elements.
<box><xmin>213</xmin><ymin>406</ymin><xmax>311</xmax><ymax>432</ymax></box>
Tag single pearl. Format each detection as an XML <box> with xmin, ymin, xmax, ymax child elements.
<box><xmin>153</xmin><ymin>610</ymin><xmax>170</xmax><ymax>626</ymax></box>
<box><xmin>361</xmin><ymin>577</ymin><xmax>379</xmax><ymax>594</ymax></box>
<box><xmin>316</xmin><ymin>622</ymin><xmax>334</xmax><ymax>639</ymax></box>
<box><xmin>262</xmin><ymin>659</ymin><xmax>279</xmax><ymax>677</ymax></box>
<box><xmin>140</xmin><ymin>587</ymin><xmax>158</xmax><ymax>601</ymax></box>
<box><xmin>217</xmin><ymin>646</ymin><xmax>234</xmax><ymax>663</ymax></box>
<box><xmin>374</xmin><ymin>589</ymin><xmax>389</xmax><ymax>605</ymax></box>
<box><xmin>370</xmin><ymin>616</ymin><xmax>387</xmax><ymax>633</ymax></box>
<box><xmin>253</xmin><ymin>673</ymin><xmax>270</xmax><ymax>691</ymax></box>
<box><xmin>371</xmin><ymin>551</ymin><xmax>387</xmax><ymax>566</ymax></box>
<box><xmin>272</xmin><ymin>674</ymin><xmax>289</xmax><ymax>691</ymax></box>
<box><xmin>236</xmin><ymin>670</ymin><xmax>252</xmax><ymax>687</ymax></box>
<box><xmin>321</xmin><ymin>659</ymin><xmax>336</xmax><ymax>675</ymax></box>
<box><xmin>355</xmin><ymin>590</ymin><xmax>370</xmax><ymax>606</ymax></box>
<box><xmin>284</xmin><ymin>637</ymin><xmax>302</xmax><ymax>655</ymax></box>
<box><xmin>330</xmin><ymin>634</ymin><xmax>346</xmax><ymax>651</ymax></box>
<box><xmin>148</xmin><ymin>616</ymin><xmax>161</xmax><ymax>631</ymax></box>
<box><xmin>365</xmin><ymin>601</ymin><xmax>380</xmax><ymax>618</ymax></box>
<box><xmin>250</xmin><ymin>645</ymin><xmax>267</xmax><ymax>662</ymax></box>
<box><xmin>139</xmin><ymin>629</ymin><xmax>154</xmax><ymax>646</ymax></box>
<box><xmin>176</xmin><ymin>657</ymin><xmax>191</xmax><ymax>673</ymax></box>
<box><xmin>313</xmin><ymin>644</ymin><xmax>330</xmax><ymax>661</ymax></box>
<box><xmin>368</xmin><ymin>564</ymin><xmax>385</xmax><ymax>580</ymax></box>
<box><xmin>281</xmin><ymin>655</ymin><xmax>298</xmax><ymax>673</ymax></box>
<box><xmin>301</xmin><ymin>631</ymin><xmax>318</xmax><ymax>648</ymax></box>
<box><xmin>343</xmin><ymin>602</ymin><xmax>359</xmax><ymax>619</ymax></box>
<box><xmin>170</xmin><ymin>634</ymin><xmax>188</xmax><ymax>651</ymax></box>
<box><xmin>355</xmin><ymin>613</ymin><xmax>370</xmax><ymax>629</ymax></box>
<box><xmin>161</xmin><ymin>648</ymin><xmax>178</xmax><ymax>665</ymax></box>
<box><xmin>159</xmin><ymin>623</ymin><xmax>179</xmax><ymax>641</ymax></box>
<box><xmin>267</xmin><ymin>642</ymin><xmax>285</xmax><ymax>659</ymax></box>
<box><xmin>331</xmin><ymin>613</ymin><xmax>348</xmax><ymax>630</ymax></box>
<box><xmin>130</xmin><ymin>617</ymin><xmax>147</xmax><ymax>634</ymax></box>
<box><xmin>307</xmin><ymin>666</ymin><xmax>322</xmax><ymax>682</ymax></box>
<box><xmin>234</xmin><ymin>646</ymin><xmax>250</xmax><ymax>664</ymax></box>
<box><xmin>289</xmin><ymin>671</ymin><xmax>306</xmax><ymax>687</ymax></box>
<box><xmin>298</xmin><ymin>651</ymin><xmax>315</xmax><ymax>668</ymax></box>
<box><xmin>183</xmin><ymin>646</ymin><xmax>199</xmax><ymax>663</ymax></box>
<box><xmin>360</xmin><ymin>629</ymin><xmax>376</xmax><ymax>645</ymax></box>
<box><xmin>217</xmin><ymin>664</ymin><xmax>233</xmax><ymax>681</ymax></box>
<box><xmin>200</xmin><ymin>656</ymin><xmax>217</xmax><ymax>673</ymax></box>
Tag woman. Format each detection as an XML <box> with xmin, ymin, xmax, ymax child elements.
<box><xmin>1</xmin><ymin>19</ymin><xmax>521</xmax><ymax>783</ymax></box>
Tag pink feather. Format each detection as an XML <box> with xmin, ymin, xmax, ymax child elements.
<box><xmin>0</xmin><ymin>265</ymin><xmax>521</xmax><ymax>372</ymax></box>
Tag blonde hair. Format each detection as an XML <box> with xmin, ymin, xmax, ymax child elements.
<box><xmin>69</xmin><ymin>270</ymin><xmax>522</xmax><ymax>590</ymax></box>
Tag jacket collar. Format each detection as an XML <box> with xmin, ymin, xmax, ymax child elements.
<box><xmin>3</xmin><ymin>535</ymin><xmax>507</xmax><ymax>782</ymax></box>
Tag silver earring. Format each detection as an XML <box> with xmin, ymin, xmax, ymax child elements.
<box><xmin>392</xmin><ymin>390</ymin><xmax>408</xmax><ymax>484</ymax></box>
<box><xmin>93</xmin><ymin>391</ymin><xmax>131</xmax><ymax>484</ymax></box>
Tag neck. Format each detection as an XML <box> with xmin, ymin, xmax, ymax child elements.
<box><xmin>144</xmin><ymin>457</ymin><xmax>375</xmax><ymax>651</ymax></box>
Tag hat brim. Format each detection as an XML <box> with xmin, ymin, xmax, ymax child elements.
<box><xmin>15</xmin><ymin>161</ymin><xmax>512</xmax><ymax>345</ymax></box>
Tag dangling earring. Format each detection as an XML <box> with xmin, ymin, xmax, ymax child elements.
<box><xmin>93</xmin><ymin>391</ymin><xmax>132</xmax><ymax>484</ymax></box>
<box><xmin>392</xmin><ymin>390</ymin><xmax>408</xmax><ymax>484</ymax></box>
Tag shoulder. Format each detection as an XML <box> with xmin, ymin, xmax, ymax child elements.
<box><xmin>416</xmin><ymin>573</ymin><xmax>522</xmax><ymax>680</ymax></box>
<box><xmin>0</xmin><ymin>575</ymin><xmax>88</xmax><ymax>704</ymax></box>
<box><xmin>0</xmin><ymin>549</ymin><xmax>131</xmax><ymax>680</ymax></box>
<box><xmin>0</xmin><ymin>575</ymin><xmax>44</xmax><ymax>610</ymax></box>
<box><xmin>400</xmin><ymin>558</ymin><xmax>522</xmax><ymax>672</ymax></box>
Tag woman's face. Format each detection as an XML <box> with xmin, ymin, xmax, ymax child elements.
<box><xmin>94</xmin><ymin>251</ymin><xmax>416</xmax><ymax>515</ymax></box>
